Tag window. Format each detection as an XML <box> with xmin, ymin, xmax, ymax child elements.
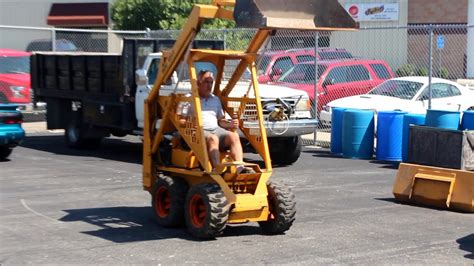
<box><xmin>370</xmin><ymin>63</ymin><xmax>391</xmax><ymax>79</ymax></box>
<box><xmin>347</xmin><ymin>65</ymin><xmax>371</xmax><ymax>82</ymax></box>
<box><xmin>296</xmin><ymin>55</ymin><xmax>315</xmax><ymax>63</ymax></box>
<box><xmin>147</xmin><ymin>59</ymin><xmax>159</xmax><ymax>85</ymax></box>
<box><xmin>418</xmin><ymin>83</ymin><xmax>461</xmax><ymax>100</ymax></box>
<box><xmin>319</xmin><ymin>51</ymin><xmax>353</xmax><ymax>60</ymax></box>
<box><xmin>279</xmin><ymin>64</ymin><xmax>327</xmax><ymax>83</ymax></box>
<box><xmin>431</xmin><ymin>83</ymin><xmax>459</xmax><ymax>98</ymax></box>
<box><xmin>325</xmin><ymin>66</ymin><xmax>349</xmax><ymax>84</ymax></box>
<box><xmin>272</xmin><ymin>57</ymin><xmax>293</xmax><ymax>74</ymax></box>
<box><xmin>257</xmin><ymin>55</ymin><xmax>271</xmax><ymax>75</ymax></box>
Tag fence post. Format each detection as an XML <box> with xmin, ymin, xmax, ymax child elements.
<box><xmin>428</xmin><ymin>24</ymin><xmax>433</xmax><ymax>109</ymax></box>
<box><xmin>51</xmin><ymin>27</ymin><xmax>56</xmax><ymax>52</ymax></box>
<box><xmin>313</xmin><ymin>31</ymin><xmax>319</xmax><ymax>146</ymax></box>
<box><xmin>223</xmin><ymin>29</ymin><xmax>227</xmax><ymax>50</ymax></box>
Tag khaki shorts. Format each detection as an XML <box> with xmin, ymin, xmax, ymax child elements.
<box><xmin>204</xmin><ymin>127</ymin><xmax>230</xmax><ymax>151</ymax></box>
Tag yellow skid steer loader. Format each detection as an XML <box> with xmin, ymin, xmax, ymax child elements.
<box><xmin>142</xmin><ymin>0</ymin><xmax>358</xmax><ymax>238</ymax></box>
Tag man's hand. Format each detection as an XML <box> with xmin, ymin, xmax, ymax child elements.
<box><xmin>230</xmin><ymin>118</ymin><xmax>239</xmax><ymax>130</ymax></box>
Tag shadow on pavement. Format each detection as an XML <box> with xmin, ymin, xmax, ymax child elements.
<box><xmin>60</xmin><ymin>206</ymin><xmax>264</xmax><ymax>242</ymax></box>
<box><xmin>304</xmin><ymin>149</ymin><xmax>400</xmax><ymax>169</ymax></box>
<box><xmin>457</xmin><ymin>234</ymin><xmax>474</xmax><ymax>259</ymax></box>
<box><xmin>20</xmin><ymin>135</ymin><xmax>143</xmax><ymax>165</ymax></box>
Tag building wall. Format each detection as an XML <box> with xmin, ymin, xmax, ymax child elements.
<box><xmin>408</xmin><ymin>0</ymin><xmax>468</xmax><ymax>24</ymax></box>
<box><xmin>0</xmin><ymin>0</ymin><xmax>112</xmax><ymax>51</ymax></box>
<box><xmin>332</xmin><ymin>0</ymin><xmax>409</xmax><ymax>72</ymax></box>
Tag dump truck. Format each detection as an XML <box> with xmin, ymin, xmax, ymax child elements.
<box><xmin>141</xmin><ymin>0</ymin><xmax>358</xmax><ymax>238</ymax></box>
<box><xmin>31</xmin><ymin>38</ymin><xmax>319</xmax><ymax>165</ymax></box>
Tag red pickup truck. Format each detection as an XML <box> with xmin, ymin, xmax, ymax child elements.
<box><xmin>0</xmin><ymin>49</ymin><xmax>32</xmax><ymax>108</ymax></box>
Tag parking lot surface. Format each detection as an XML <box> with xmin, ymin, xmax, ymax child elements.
<box><xmin>0</xmin><ymin>129</ymin><xmax>473</xmax><ymax>264</ymax></box>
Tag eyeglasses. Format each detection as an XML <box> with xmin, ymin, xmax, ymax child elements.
<box><xmin>202</xmin><ymin>80</ymin><xmax>214</xmax><ymax>84</ymax></box>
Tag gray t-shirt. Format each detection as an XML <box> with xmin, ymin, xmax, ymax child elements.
<box><xmin>187</xmin><ymin>94</ymin><xmax>224</xmax><ymax>131</ymax></box>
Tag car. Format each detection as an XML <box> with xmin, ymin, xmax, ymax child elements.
<box><xmin>26</xmin><ymin>39</ymin><xmax>78</xmax><ymax>52</ymax></box>
<box><xmin>0</xmin><ymin>49</ymin><xmax>32</xmax><ymax>107</ymax></box>
<box><xmin>270</xmin><ymin>59</ymin><xmax>394</xmax><ymax>111</ymax></box>
<box><xmin>257</xmin><ymin>47</ymin><xmax>353</xmax><ymax>83</ymax></box>
<box><xmin>0</xmin><ymin>104</ymin><xmax>25</xmax><ymax>160</ymax></box>
<box><xmin>319</xmin><ymin>76</ymin><xmax>474</xmax><ymax>125</ymax></box>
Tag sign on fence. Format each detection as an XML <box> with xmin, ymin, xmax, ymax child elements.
<box><xmin>345</xmin><ymin>3</ymin><xmax>399</xmax><ymax>21</ymax></box>
<box><xmin>437</xmin><ymin>35</ymin><xmax>445</xmax><ymax>49</ymax></box>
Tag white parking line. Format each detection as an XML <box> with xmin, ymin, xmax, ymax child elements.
<box><xmin>20</xmin><ymin>199</ymin><xmax>64</xmax><ymax>224</ymax></box>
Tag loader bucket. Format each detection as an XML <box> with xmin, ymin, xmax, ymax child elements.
<box><xmin>233</xmin><ymin>0</ymin><xmax>359</xmax><ymax>30</ymax></box>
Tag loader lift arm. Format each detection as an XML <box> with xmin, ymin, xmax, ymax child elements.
<box><xmin>142</xmin><ymin>0</ymin><xmax>358</xmax><ymax>239</ymax></box>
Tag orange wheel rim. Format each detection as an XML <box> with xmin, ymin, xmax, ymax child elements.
<box><xmin>154</xmin><ymin>187</ymin><xmax>171</xmax><ymax>218</ymax></box>
<box><xmin>189</xmin><ymin>194</ymin><xmax>206</xmax><ymax>228</ymax></box>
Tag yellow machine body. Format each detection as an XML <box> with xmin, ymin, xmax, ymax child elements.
<box><xmin>141</xmin><ymin>0</ymin><xmax>358</xmax><ymax>236</ymax></box>
<box><xmin>393</xmin><ymin>163</ymin><xmax>474</xmax><ymax>212</ymax></box>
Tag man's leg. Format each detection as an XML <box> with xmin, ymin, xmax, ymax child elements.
<box><xmin>223</xmin><ymin>131</ymin><xmax>243</xmax><ymax>162</ymax></box>
<box><xmin>206</xmin><ymin>134</ymin><xmax>221</xmax><ymax>167</ymax></box>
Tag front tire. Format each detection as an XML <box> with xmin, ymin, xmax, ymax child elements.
<box><xmin>259</xmin><ymin>180</ymin><xmax>296</xmax><ymax>235</ymax></box>
<box><xmin>184</xmin><ymin>183</ymin><xmax>229</xmax><ymax>239</ymax></box>
<box><xmin>269</xmin><ymin>136</ymin><xmax>302</xmax><ymax>165</ymax></box>
<box><xmin>151</xmin><ymin>175</ymin><xmax>188</xmax><ymax>227</ymax></box>
<box><xmin>0</xmin><ymin>147</ymin><xmax>13</xmax><ymax>159</ymax></box>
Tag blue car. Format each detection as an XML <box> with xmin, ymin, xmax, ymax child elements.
<box><xmin>0</xmin><ymin>104</ymin><xmax>25</xmax><ymax>159</ymax></box>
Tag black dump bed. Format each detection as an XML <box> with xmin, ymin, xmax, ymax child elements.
<box><xmin>31</xmin><ymin>39</ymin><xmax>223</xmax><ymax>131</ymax></box>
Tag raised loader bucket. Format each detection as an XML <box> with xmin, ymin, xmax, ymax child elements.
<box><xmin>233</xmin><ymin>0</ymin><xmax>359</xmax><ymax>30</ymax></box>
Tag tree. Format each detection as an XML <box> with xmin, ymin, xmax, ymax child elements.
<box><xmin>111</xmin><ymin>0</ymin><xmax>235</xmax><ymax>30</ymax></box>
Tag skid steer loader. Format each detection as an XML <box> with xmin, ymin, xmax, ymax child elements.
<box><xmin>142</xmin><ymin>0</ymin><xmax>358</xmax><ymax>238</ymax></box>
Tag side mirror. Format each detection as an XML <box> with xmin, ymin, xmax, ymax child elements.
<box><xmin>270</xmin><ymin>68</ymin><xmax>283</xmax><ymax>81</ymax></box>
<box><xmin>322</xmin><ymin>78</ymin><xmax>334</xmax><ymax>88</ymax></box>
<box><xmin>135</xmin><ymin>69</ymin><xmax>148</xmax><ymax>86</ymax></box>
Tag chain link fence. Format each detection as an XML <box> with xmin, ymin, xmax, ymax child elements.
<box><xmin>1</xmin><ymin>24</ymin><xmax>473</xmax><ymax>146</ymax></box>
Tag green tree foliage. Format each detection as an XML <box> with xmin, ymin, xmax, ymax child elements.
<box><xmin>111</xmin><ymin>0</ymin><xmax>235</xmax><ymax>30</ymax></box>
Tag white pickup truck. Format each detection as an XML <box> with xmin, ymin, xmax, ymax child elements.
<box><xmin>31</xmin><ymin>40</ymin><xmax>317</xmax><ymax>165</ymax></box>
<box><xmin>135</xmin><ymin>53</ymin><xmax>317</xmax><ymax>165</ymax></box>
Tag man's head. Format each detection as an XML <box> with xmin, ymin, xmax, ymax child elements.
<box><xmin>197</xmin><ymin>70</ymin><xmax>214</xmax><ymax>98</ymax></box>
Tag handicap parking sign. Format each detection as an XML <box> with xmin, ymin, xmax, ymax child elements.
<box><xmin>437</xmin><ymin>35</ymin><xmax>444</xmax><ymax>49</ymax></box>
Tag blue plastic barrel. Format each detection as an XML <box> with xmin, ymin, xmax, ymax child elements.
<box><xmin>425</xmin><ymin>109</ymin><xmax>460</xmax><ymax>130</ymax></box>
<box><xmin>342</xmin><ymin>109</ymin><xmax>374</xmax><ymax>159</ymax></box>
<box><xmin>461</xmin><ymin>110</ymin><xmax>474</xmax><ymax>130</ymax></box>
<box><xmin>330</xmin><ymin>107</ymin><xmax>346</xmax><ymax>154</ymax></box>
<box><xmin>376</xmin><ymin>111</ymin><xmax>407</xmax><ymax>161</ymax></box>
<box><xmin>402</xmin><ymin>113</ymin><xmax>426</xmax><ymax>162</ymax></box>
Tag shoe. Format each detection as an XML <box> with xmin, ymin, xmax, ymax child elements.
<box><xmin>237</xmin><ymin>166</ymin><xmax>256</xmax><ymax>174</ymax></box>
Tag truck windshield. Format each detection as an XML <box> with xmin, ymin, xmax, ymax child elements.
<box><xmin>0</xmin><ymin>56</ymin><xmax>30</xmax><ymax>74</ymax></box>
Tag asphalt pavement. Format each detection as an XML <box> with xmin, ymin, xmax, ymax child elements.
<box><xmin>0</xmin><ymin>126</ymin><xmax>472</xmax><ymax>264</ymax></box>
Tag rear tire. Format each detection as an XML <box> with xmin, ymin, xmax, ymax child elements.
<box><xmin>259</xmin><ymin>180</ymin><xmax>296</xmax><ymax>235</ymax></box>
<box><xmin>269</xmin><ymin>136</ymin><xmax>302</xmax><ymax>165</ymax></box>
<box><xmin>0</xmin><ymin>147</ymin><xmax>13</xmax><ymax>159</ymax></box>
<box><xmin>151</xmin><ymin>175</ymin><xmax>188</xmax><ymax>227</ymax></box>
<box><xmin>184</xmin><ymin>183</ymin><xmax>229</xmax><ymax>239</ymax></box>
<box><xmin>65</xmin><ymin>120</ymin><xmax>102</xmax><ymax>149</ymax></box>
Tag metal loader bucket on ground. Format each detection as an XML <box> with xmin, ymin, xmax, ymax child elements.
<box><xmin>234</xmin><ymin>0</ymin><xmax>359</xmax><ymax>30</ymax></box>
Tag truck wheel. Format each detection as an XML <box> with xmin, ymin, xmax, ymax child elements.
<box><xmin>65</xmin><ymin>121</ymin><xmax>102</xmax><ymax>149</ymax></box>
<box><xmin>0</xmin><ymin>94</ymin><xmax>8</xmax><ymax>104</ymax></box>
<box><xmin>152</xmin><ymin>175</ymin><xmax>188</xmax><ymax>227</ymax></box>
<box><xmin>270</xmin><ymin>136</ymin><xmax>302</xmax><ymax>165</ymax></box>
<box><xmin>259</xmin><ymin>180</ymin><xmax>296</xmax><ymax>235</ymax></box>
<box><xmin>0</xmin><ymin>147</ymin><xmax>13</xmax><ymax>160</ymax></box>
<box><xmin>184</xmin><ymin>183</ymin><xmax>229</xmax><ymax>239</ymax></box>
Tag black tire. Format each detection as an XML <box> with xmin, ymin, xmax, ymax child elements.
<box><xmin>184</xmin><ymin>183</ymin><xmax>229</xmax><ymax>239</ymax></box>
<box><xmin>269</xmin><ymin>136</ymin><xmax>302</xmax><ymax>166</ymax></box>
<box><xmin>65</xmin><ymin>120</ymin><xmax>102</xmax><ymax>149</ymax></box>
<box><xmin>259</xmin><ymin>180</ymin><xmax>296</xmax><ymax>235</ymax></box>
<box><xmin>0</xmin><ymin>94</ymin><xmax>8</xmax><ymax>104</ymax></box>
<box><xmin>0</xmin><ymin>147</ymin><xmax>13</xmax><ymax>160</ymax></box>
<box><xmin>151</xmin><ymin>175</ymin><xmax>188</xmax><ymax>227</ymax></box>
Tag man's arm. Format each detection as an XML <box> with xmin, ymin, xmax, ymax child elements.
<box><xmin>218</xmin><ymin>117</ymin><xmax>239</xmax><ymax>130</ymax></box>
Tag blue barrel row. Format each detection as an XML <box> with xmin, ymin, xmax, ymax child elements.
<box><xmin>330</xmin><ymin>108</ymin><xmax>474</xmax><ymax>161</ymax></box>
